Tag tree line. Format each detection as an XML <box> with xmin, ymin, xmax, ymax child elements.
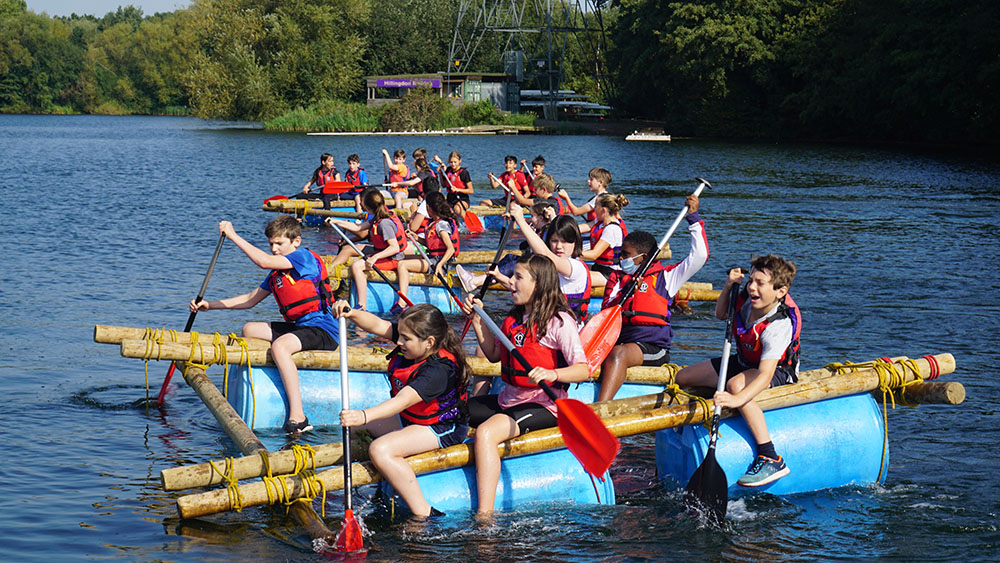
<box><xmin>1</xmin><ymin>0</ymin><xmax>996</xmax><ymax>144</ymax></box>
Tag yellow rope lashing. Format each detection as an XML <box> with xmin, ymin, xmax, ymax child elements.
<box><xmin>658</xmin><ymin>364</ymin><xmax>713</xmax><ymax>428</ymax></box>
<box><xmin>208</xmin><ymin>456</ymin><xmax>243</xmax><ymax>513</ymax></box>
<box><xmin>823</xmin><ymin>357</ymin><xmax>925</xmax><ymax>482</ymax></box>
<box><xmin>290</xmin><ymin>444</ymin><xmax>318</xmax><ymax>475</ymax></box>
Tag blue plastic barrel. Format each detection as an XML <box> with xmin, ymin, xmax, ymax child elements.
<box><xmin>656</xmin><ymin>393</ymin><xmax>888</xmax><ymax>496</ymax></box>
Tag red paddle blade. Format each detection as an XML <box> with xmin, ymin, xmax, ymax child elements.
<box><xmin>555</xmin><ymin>397</ymin><xmax>620</xmax><ymax>478</ymax></box>
<box><xmin>321</xmin><ymin>181</ymin><xmax>356</xmax><ymax>195</ymax></box>
<box><xmin>464</xmin><ymin>210</ymin><xmax>485</xmax><ymax>233</ymax></box>
<box><xmin>263</xmin><ymin>195</ymin><xmax>289</xmax><ymax>205</ymax></box>
<box><xmin>333</xmin><ymin>509</ymin><xmax>365</xmax><ymax>553</ymax></box>
<box><xmin>579</xmin><ymin>305</ymin><xmax>623</xmax><ymax>375</ymax></box>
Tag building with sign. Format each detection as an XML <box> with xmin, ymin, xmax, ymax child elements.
<box><xmin>365</xmin><ymin>73</ymin><xmax>519</xmax><ymax>112</ymax></box>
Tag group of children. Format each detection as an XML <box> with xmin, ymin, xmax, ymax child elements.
<box><xmin>192</xmin><ymin>153</ymin><xmax>801</xmax><ymax>519</ymax></box>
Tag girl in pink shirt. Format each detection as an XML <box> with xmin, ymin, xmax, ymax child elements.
<box><xmin>463</xmin><ymin>254</ymin><xmax>590</xmax><ymax>516</ymax></box>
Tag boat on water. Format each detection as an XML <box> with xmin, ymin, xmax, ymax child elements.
<box><xmin>96</xmin><ymin>324</ymin><xmax>962</xmax><ymax>520</ymax></box>
<box><xmin>626</xmin><ymin>128</ymin><xmax>672</xmax><ymax>142</ymax></box>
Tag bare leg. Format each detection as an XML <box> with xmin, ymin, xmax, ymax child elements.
<box><xmin>351</xmin><ymin>259</ymin><xmax>368</xmax><ymax>309</ymax></box>
<box><xmin>368</xmin><ymin>425</ymin><xmax>441</xmax><ymax>517</ymax></box>
<box><xmin>597</xmin><ymin>342</ymin><xmax>643</xmax><ymax>402</ymax></box>
<box><xmin>727</xmin><ymin>371</ymin><xmax>772</xmax><ymax>445</ymax></box>
<box><xmin>589</xmin><ymin>270</ymin><xmax>608</xmax><ymax>287</ymax></box>
<box><xmin>271</xmin><ymin>332</ymin><xmax>306</xmax><ymax>423</ymax></box>
<box><xmin>473</xmin><ymin>413</ymin><xmax>520</xmax><ymax>515</ymax></box>
<box><xmin>330</xmin><ymin>244</ymin><xmax>360</xmax><ymax>267</ymax></box>
<box><xmin>674</xmin><ymin>359</ymin><xmax>723</xmax><ymax>388</ymax></box>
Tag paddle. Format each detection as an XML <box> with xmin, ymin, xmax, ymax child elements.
<box><xmin>263</xmin><ymin>182</ymin><xmax>389</xmax><ymax>205</ymax></box>
<box><xmin>683</xmin><ymin>281</ymin><xmax>740</xmax><ymax>524</ymax></box>
<box><xmin>328</xmin><ymin>222</ymin><xmax>414</xmax><ymax>308</ymax></box>
<box><xmin>333</xmin><ymin>314</ymin><xmax>365</xmax><ymax>553</ymax></box>
<box><xmin>468</xmin><ymin>301</ymin><xmax>621</xmax><ymax>479</ymax></box>
<box><xmin>439</xmin><ymin>165</ymin><xmax>484</xmax><ymax>233</ymax></box>
<box><xmin>578</xmin><ymin>178</ymin><xmax>712</xmax><ymax>374</ymax></box>
<box><xmin>459</xmin><ymin>188</ymin><xmax>515</xmax><ymax>339</ymax></box>
<box><xmin>155</xmin><ymin>233</ymin><xmax>226</xmax><ymax>405</ymax></box>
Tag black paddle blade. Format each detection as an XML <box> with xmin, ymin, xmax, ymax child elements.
<box><xmin>684</xmin><ymin>448</ymin><xmax>728</xmax><ymax>525</ymax></box>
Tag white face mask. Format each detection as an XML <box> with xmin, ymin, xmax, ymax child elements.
<box><xmin>620</xmin><ymin>254</ymin><xmax>644</xmax><ymax>275</ymax></box>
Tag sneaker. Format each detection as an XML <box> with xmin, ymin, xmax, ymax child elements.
<box><xmin>389</xmin><ymin>302</ymin><xmax>407</xmax><ymax>316</ymax></box>
<box><xmin>737</xmin><ymin>454</ymin><xmax>789</xmax><ymax>487</ymax></box>
<box><xmin>283</xmin><ymin>417</ymin><xmax>313</xmax><ymax>435</ymax></box>
<box><xmin>456</xmin><ymin>264</ymin><xmax>476</xmax><ymax>293</ymax></box>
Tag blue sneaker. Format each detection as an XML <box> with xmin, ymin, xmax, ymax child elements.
<box><xmin>737</xmin><ymin>455</ymin><xmax>789</xmax><ymax>487</ymax></box>
<box><xmin>389</xmin><ymin>302</ymin><xmax>407</xmax><ymax>316</ymax></box>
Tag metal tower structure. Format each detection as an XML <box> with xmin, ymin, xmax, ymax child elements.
<box><xmin>446</xmin><ymin>0</ymin><xmax>612</xmax><ymax>119</ymax></box>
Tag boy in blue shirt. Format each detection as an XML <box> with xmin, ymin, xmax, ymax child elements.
<box><xmin>190</xmin><ymin>215</ymin><xmax>339</xmax><ymax>434</ymax></box>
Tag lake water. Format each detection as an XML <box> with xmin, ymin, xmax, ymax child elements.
<box><xmin>1</xmin><ymin>115</ymin><xmax>998</xmax><ymax>561</ymax></box>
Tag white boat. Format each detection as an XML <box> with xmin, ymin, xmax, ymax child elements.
<box><xmin>626</xmin><ymin>129</ymin><xmax>671</xmax><ymax>142</ymax></box>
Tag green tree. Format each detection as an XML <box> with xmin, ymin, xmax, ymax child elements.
<box><xmin>0</xmin><ymin>11</ymin><xmax>85</xmax><ymax>112</ymax></box>
<box><xmin>184</xmin><ymin>0</ymin><xmax>370</xmax><ymax>120</ymax></box>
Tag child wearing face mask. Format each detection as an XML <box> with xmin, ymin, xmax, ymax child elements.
<box><xmin>595</xmin><ymin>194</ymin><xmax>708</xmax><ymax>401</ymax></box>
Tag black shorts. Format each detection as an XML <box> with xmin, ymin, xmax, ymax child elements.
<box><xmin>467</xmin><ymin>394</ymin><xmax>557</xmax><ymax>434</ymax></box>
<box><xmin>270</xmin><ymin>322</ymin><xmax>338</xmax><ymax>351</ymax></box>
<box><xmin>634</xmin><ymin>341</ymin><xmax>671</xmax><ymax>367</ymax></box>
<box><xmin>407</xmin><ymin>187</ymin><xmax>421</xmax><ymax>199</ymax></box>
<box><xmin>446</xmin><ymin>192</ymin><xmax>471</xmax><ymax>206</ymax></box>
<box><xmin>710</xmin><ymin>355</ymin><xmax>793</xmax><ymax>388</ymax></box>
<box><xmin>338</xmin><ymin>192</ymin><xmax>360</xmax><ymax>201</ymax></box>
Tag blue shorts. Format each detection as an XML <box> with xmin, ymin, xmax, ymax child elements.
<box><xmin>429</xmin><ymin>421</ymin><xmax>469</xmax><ymax>448</ymax></box>
<box><xmin>338</xmin><ymin>191</ymin><xmax>361</xmax><ymax>201</ymax></box>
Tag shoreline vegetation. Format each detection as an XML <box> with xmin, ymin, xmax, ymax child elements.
<box><xmin>262</xmin><ymin>94</ymin><xmax>537</xmax><ymax>133</ymax></box>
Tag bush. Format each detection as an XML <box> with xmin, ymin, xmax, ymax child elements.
<box><xmin>378</xmin><ymin>88</ymin><xmax>447</xmax><ymax>131</ymax></box>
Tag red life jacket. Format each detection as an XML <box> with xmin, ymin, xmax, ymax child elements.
<box><xmin>499</xmin><ymin>316</ymin><xmax>569</xmax><ymax>389</ymax></box>
<box><xmin>590</xmin><ymin>219</ymin><xmax>627</xmax><ymax>267</ymax></box>
<box><xmin>733</xmin><ymin>292</ymin><xmax>802</xmax><ymax>378</ymax></box>
<box><xmin>316</xmin><ymin>166</ymin><xmax>338</xmax><ymax>187</ymax></box>
<box><xmin>499</xmin><ymin>170</ymin><xmax>530</xmax><ymax>198</ymax></box>
<box><xmin>426</xmin><ymin>217</ymin><xmax>460</xmax><ymax>258</ymax></box>
<box><xmin>387</xmin><ymin>348</ymin><xmax>468</xmax><ymax>425</ymax></box>
<box><xmin>444</xmin><ymin>167</ymin><xmax>467</xmax><ymax>193</ymax></box>
<box><xmin>619</xmin><ymin>262</ymin><xmax>671</xmax><ymax>326</ymax></box>
<box><xmin>344</xmin><ymin>167</ymin><xmax>365</xmax><ymax>186</ymax></box>
<box><xmin>368</xmin><ymin>214</ymin><xmax>408</xmax><ymax>253</ymax></box>
<box><xmin>266</xmin><ymin>250</ymin><xmax>334</xmax><ymax>322</ymax></box>
<box><xmin>563</xmin><ymin>258</ymin><xmax>592</xmax><ymax>322</ymax></box>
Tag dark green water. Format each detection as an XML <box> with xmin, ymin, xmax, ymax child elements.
<box><xmin>1</xmin><ymin>115</ymin><xmax>997</xmax><ymax>561</ymax></box>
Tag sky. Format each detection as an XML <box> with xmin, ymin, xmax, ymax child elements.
<box><xmin>28</xmin><ymin>0</ymin><xmax>191</xmax><ymax>17</ymax></box>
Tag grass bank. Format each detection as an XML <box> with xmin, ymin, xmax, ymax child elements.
<box><xmin>264</xmin><ymin>92</ymin><xmax>536</xmax><ymax>132</ymax></box>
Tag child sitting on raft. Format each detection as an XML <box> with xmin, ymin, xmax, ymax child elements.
<box><xmin>597</xmin><ymin>194</ymin><xmax>708</xmax><ymax>401</ymax></box>
<box><xmin>395</xmin><ymin>191</ymin><xmax>461</xmax><ymax>304</ymax></box>
<box><xmin>481</xmin><ymin>155</ymin><xmax>530</xmax><ymax>207</ymax></box>
<box><xmin>461</xmin><ymin>254</ymin><xmax>590</xmax><ymax>516</ymax></box>
<box><xmin>302</xmin><ymin>152</ymin><xmax>340</xmax><ymax>195</ymax></box>
<box><xmin>434</xmin><ymin>151</ymin><xmax>474</xmax><ymax>217</ymax></box>
<box><xmin>383</xmin><ymin>148</ymin><xmax>410</xmax><ymax>211</ymax></box>
<box><xmin>325</xmin><ymin>190</ymin><xmax>408</xmax><ymax>313</ymax></box>
<box><xmin>581</xmin><ymin>192</ymin><xmax>629</xmax><ymax>286</ymax></box>
<box><xmin>675</xmin><ymin>254</ymin><xmax>801</xmax><ymax>487</ymax></box>
<box><xmin>503</xmin><ymin>203</ymin><xmax>591</xmax><ymax>323</ymax></box>
<box><xmin>190</xmin><ymin>216</ymin><xmax>338</xmax><ymax>435</ymax></box>
<box><xmin>336</xmin><ymin>302</ymin><xmax>471</xmax><ymax>518</ymax></box>
<box><xmin>343</xmin><ymin>153</ymin><xmax>369</xmax><ymax>212</ymax></box>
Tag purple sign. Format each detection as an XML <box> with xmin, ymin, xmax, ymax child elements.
<box><xmin>377</xmin><ymin>78</ymin><xmax>441</xmax><ymax>88</ymax></box>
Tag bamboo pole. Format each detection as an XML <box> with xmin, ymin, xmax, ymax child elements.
<box><xmin>176</xmin><ymin>363</ymin><xmax>334</xmax><ymax>538</ymax></box>
<box><xmin>116</xmin><ymin>338</ymin><xmax>696</xmax><ymax>383</ymax></box>
<box><xmin>94</xmin><ymin>325</ymin><xmax>271</xmax><ymax>349</ymax></box>
<box><xmin>887</xmin><ymin>380</ymin><xmax>964</xmax><ymax>405</ymax></box>
<box><xmin>174</xmin><ymin>354</ymin><xmax>954</xmax><ymax>518</ymax></box>
<box><xmin>264</xmin><ymin>198</ymin><xmax>503</xmax><ymax>216</ymax></box>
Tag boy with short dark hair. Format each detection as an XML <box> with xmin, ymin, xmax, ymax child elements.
<box><xmin>344</xmin><ymin>154</ymin><xmax>369</xmax><ymax>212</ymax></box>
<box><xmin>675</xmin><ymin>254</ymin><xmax>801</xmax><ymax>486</ymax></box>
<box><xmin>189</xmin><ymin>215</ymin><xmax>339</xmax><ymax>434</ymax></box>
<box><xmin>597</xmin><ymin>194</ymin><xmax>707</xmax><ymax>401</ymax></box>
<box><xmin>481</xmin><ymin>155</ymin><xmax>529</xmax><ymax>207</ymax></box>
